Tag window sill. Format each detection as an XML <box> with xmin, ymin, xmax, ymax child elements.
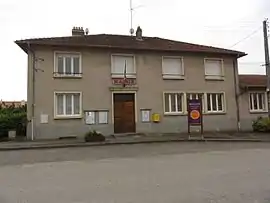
<box><xmin>204</xmin><ymin>111</ymin><xmax>226</xmax><ymax>115</ymax></box>
<box><xmin>54</xmin><ymin>115</ymin><xmax>82</xmax><ymax>120</ymax></box>
<box><xmin>163</xmin><ymin>75</ymin><xmax>185</xmax><ymax>80</ymax></box>
<box><xmin>249</xmin><ymin>110</ymin><xmax>268</xmax><ymax>114</ymax></box>
<box><xmin>164</xmin><ymin>112</ymin><xmax>185</xmax><ymax>116</ymax></box>
<box><xmin>111</xmin><ymin>74</ymin><xmax>136</xmax><ymax>78</ymax></box>
<box><xmin>53</xmin><ymin>74</ymin><xmax>82</xmax><ymax>79</ymax></box>
<box><xmin>205</xmin><ymin>75</ymin><xmax>224</xmax><ymax>81</ymax></box>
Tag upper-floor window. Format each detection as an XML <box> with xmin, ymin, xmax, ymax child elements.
<box><xmin>162</xmin><ymin>56</ymin><xmax>184</xmax><ymax>79</ymax></box>
<box><xmin>111</xmin><ymin>54</ymin><xmax>136</xmax><ymax>78</ymax></box>
<box><xmin>204</xmin><ymin>58</ymin><xmax>224</xmax><ymax>80</ymax></box>
<box><xmin>249</xmin><ymin>92</ymin><xmax>267</xmax><ymax>112</ymax></box>
<box><xmin>54</xmin><ymin>52</ymin><xmax>82</xmax><ymax>78</ymax></box>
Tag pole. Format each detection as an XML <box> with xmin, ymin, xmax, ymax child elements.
<box><xmin>130</xmin><ymin>0</ymin><xmax>133</xmax><ymax>35</ymax></box>
<box><xmin>31</xmin><ymin>55</ymin><xmax>36</xmax><ymax>141</ymax></box>
<box><xmin>28</xmin><ymin>43</ymin><xmax>35</xmax><ymax>141</ymax></box>
<box><xmin>263</xmin><ymin>19</ymin><xmax>270</xmax><ymax>118</ymax></box>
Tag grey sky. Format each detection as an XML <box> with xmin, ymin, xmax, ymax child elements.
<box><xmin>0</xmin><ymin>0</ymin><xmax>269</xmax><ymax>100</ymax></box>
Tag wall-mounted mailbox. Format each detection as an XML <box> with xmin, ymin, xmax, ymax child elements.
<box><xmin>152</xmin><ymin>113</ymin><xmax>160</xmax><ymax>123</ymax></box>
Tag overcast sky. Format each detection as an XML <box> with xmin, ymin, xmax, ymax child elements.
<box><xmin>0</xmin><ymin>0</ymin><xmax>269</xmax><ymax>100</ymax></box>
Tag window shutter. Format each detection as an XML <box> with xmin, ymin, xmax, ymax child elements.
<box><xmin>65</xmin><ymin>57</ymin><xmax>72</xmax><ymax>74</ymax></box>
<box><xmin>73</xmin><ymin>94</ymin><xmax>80</xmax><ymax>114</ymax></box>
<box><xmin>112</xmin><ymin>55</ymin><xmax>134</xmax><ymax>75</ymax></box>
<box><xmin>73</xmin><ymin>57</ymin><xmax>80</xmax><ymax>74</ymax></box>
<box><xmin>65</xmin><ymin>94</ymin><xmax>72</xmax><ymax>115</ymax></box>
<box><xmin>205</xmin><ymin>59</ymin><xmax>222</xmax><ymax>76</ymax></box>
<box><xmin>163</xmin><ymin>58</ymin><xmax>182</xmax><ymax>75</ymax></box>
<box><xmin>57</xmin><ymin>57</ymin><xmax>64</xmax><ymax>74</ymax></box>
<box><xmin>56</xmin><ymin>94</ymin><xmax>64</xmax><ymax>115</ymax></box>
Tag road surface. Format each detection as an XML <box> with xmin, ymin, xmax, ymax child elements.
<box><xmin>0</xmin><ymin>142</ymin><xmax>269</xmax><ymax>203</ymax></box>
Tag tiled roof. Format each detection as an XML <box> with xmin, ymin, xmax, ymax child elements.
<box><xmin>239</xmin><ymin>74</ymin><xmax>267</xmax><ymax>87</ymax></box>
<box><xmin>15</xmin><ymin>34</ymin><xmax>246</xmax><ymax>57</ymax></box>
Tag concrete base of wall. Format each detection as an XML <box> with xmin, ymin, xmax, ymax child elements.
<box><xmin>26</xmin><ymin>116</ymin><xmax>242</xmax><ymax>140</ymax></box>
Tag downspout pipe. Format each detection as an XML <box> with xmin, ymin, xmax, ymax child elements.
<box><xmin>27</xmin><ymin>43</ymin><xmax>36</xmax><ymax>141</ymax></box>
<box><xmin>233</xmin><ymin>55</ymin><xmax>241</xmax><ymax>132</ymax></box>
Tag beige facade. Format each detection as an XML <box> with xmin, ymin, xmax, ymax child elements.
<box><xmin>239</xmin><ymin>88</ymin><xmax>268</xmax><ymax>131</ymax></box>
<box><xmin>24</xmin><ymin>45</ymin><xmax>242</xmax><ymax>139</ymax></box>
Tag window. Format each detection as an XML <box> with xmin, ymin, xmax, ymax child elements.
<box><xmin>164</xmin><ymin>93</ymin><xmax>184</xmax><ymax>114</ymax></box>
<box><xmin>204</xmin><ymin>59</ymin><xmax>223</xmax><ymax>80</ymax></box>
<box><xmin>206</xmin><ymin>93</ymin><xmax>225</xmax><ymax>113</ymax></box>
<box><xmin>85</xmin><ymin>110</ymin><xmax>109</xmax><ymax>124</ymax></box>
<box><xmin>162</xmin><ymin>57</ymin><xmax>184</xmax><ymax>79</ymax></box>
<box><xmin>249</xmin><ymin>92</ymin><xmax>267</xmax><ymax>112</ymax></box>
<box><xmin>111</xmin><ymin>55</ymin><xmax>135</xmax><ymax>78</ymax></box>
<box><xmin>186</xmin><ymin>93</ymin><xmax>205</xmax><ymax>112</ymax></box>
<box><xmin>98</xmin><ymin>111</ymin><xmax>108</xmax><ymax>124</ymax></box>
<box><xmin>54</xmin><ymin>53</ymin><xmax>81</xmax><ymax>77</ymax></box>
<box><xmin>55</xmin><ymin>92</ymin><xmax>81</xmax><ymax>117</ymax></box>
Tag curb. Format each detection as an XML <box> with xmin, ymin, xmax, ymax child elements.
<box><xmin>0</xmin><ymin>138</ymin><xmax>270</xmax><ymax>151</ymax></box>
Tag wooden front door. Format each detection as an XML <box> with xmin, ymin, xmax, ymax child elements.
<box><xmin>113</xmin><ymin>93</ymin><xmax>135</xmax><ymax>134</ymax></box>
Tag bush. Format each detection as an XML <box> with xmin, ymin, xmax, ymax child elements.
<box><xmin>84</xmin><ymin>130</ymin><xmax>106</xmax><ymax>142</ymax></box>
<box><xmin>0</xmin><ymin>105</ymin><xmax>27</xmax><ymax>139</ymax></box>
<box><xmin>252</xmin><ymin>116</ymin><xmax>270</xmax><ymax>132</ymax></box>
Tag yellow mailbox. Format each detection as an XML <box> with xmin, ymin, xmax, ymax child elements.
<box><xmin>152</xmin><ymin>113</ymin><xmax>160</xmax><ymax>122</ymax></box>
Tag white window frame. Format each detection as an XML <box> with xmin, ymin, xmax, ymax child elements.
<box><xmin>204</xmin><ymin>58</ymin><xmax>224</xmax><ymax>80</ymax></box>
<box><xmin>186</xmin><ymin>92</ymin><xmax>205</xmax><ymax>113</ymax></box>
<box><xmin>249</xmin><ymin>92</ymin><xmax>268</xmax><ymax>113</ymax></box>
<box><xmin>205</xmin><ymin>92</ymin><xmax>226</xmax><ymax>114</ymax></box>
<box><xmin>162</xmin><ymin>56</ymin><xmax>185</xmax><ymax>79</ymax></box>
<box><xmin>111</xmin><ymin>54</ymin><xmax>136</xmax><ymax>78</ymax></box>
<box><xmin>54</xmin><ymin>91</ymin><xmax>82</xmax><ymax>119</ymax></box>
<box><xmin>163</xmin><ymin>92</ymin><xmax>185</xmax><ymax>115</ymax></box>
<box><xmin>54</xmin><ymin>51</ymin><xmax>82</xmax><ymax>78</ymax></box>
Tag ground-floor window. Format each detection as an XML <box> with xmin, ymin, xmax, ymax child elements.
<box><xmin>206</xmin><ymin>93</ymin><xmax>225</xmax><ymax>113</ymax></box>
<box><xmin>55</xmin><ymin>92</ymin><xmax>82</xmax><ymax>117</ymax></box>
<box><xmin>164</xmin><ymin>92</ymin><xmax>184</xmax><ymax>114</ymax></box>
<box><xmin>186</xmin><ymin>93</ymin><xmax>205</xmax><ymax>112</ymax></box>
<box><xmin>164</xmin><ymin>92</ymin><xmax>226</xmax><ymax>114</ymax></box>
<box><xmin>249</xmin><ymin>92</ymin><xmax>267</xmax><ymax>112</ymax></box>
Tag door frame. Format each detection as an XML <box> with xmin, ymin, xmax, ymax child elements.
<box><xmin>111</xmin><ymin>91</ymin><xmax>137</xmax><ymax>125</ymax></box>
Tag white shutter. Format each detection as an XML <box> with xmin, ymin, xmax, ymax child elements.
<box><xmin>205</xmin><ymin>59</ymin><xmax>222</xmax><ymax>76</ymax></box>
<box><xmin>162</xmin><ymin>57</ymin><xmax>183</xmax><ymax>79</ymax></box>
<box><xmin>65</xmin><ymin>94</ymin><xmax>72</xmax><ymax>115</ymax></box>
<box><xmin>73</xmin><ymin>93</ymin><xmax>80</xmax><ymax>115</ymax></box>
<box><xmin>112</xmin><ymin>55</ymin><xmax>135</xmax><ymax>77</ymax></box>
<box><xmin>56</xmin><ymin>94</ymin><xmax>64</xmax><ymax>115</ymax></box>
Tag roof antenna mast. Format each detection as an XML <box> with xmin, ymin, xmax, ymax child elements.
<box><xmin>129</xmin><ymin>0</ymin><xmax>134</xmax><ymax>35</ymax></box>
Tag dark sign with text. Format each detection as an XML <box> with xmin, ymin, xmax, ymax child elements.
<box><xmin>188</xmin><ymin>99</ymin><xmax>202</xmax><ymax>125</ymax></box>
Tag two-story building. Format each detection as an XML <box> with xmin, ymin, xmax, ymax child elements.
<box><xmin>15</xmin><ymin>26</ymin><xmax>247</xmax><ymax>139</ymax></box>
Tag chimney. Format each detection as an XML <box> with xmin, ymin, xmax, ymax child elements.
<box><xmin>72</xmin><ymin>27</ymin><xmax>85</xmax><ymax>36</ymax></box>
<box><xmin>135</xmin><ymin>26</ymin><xmax>143</xmax><ymax>40</ymax></box>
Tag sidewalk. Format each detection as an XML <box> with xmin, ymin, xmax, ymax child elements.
<box><xmin>0</xmin><ymin>132</ymin><xmax>270</xmax><ymax>151</ymax></box>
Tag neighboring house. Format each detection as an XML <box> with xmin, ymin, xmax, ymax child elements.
<box><xmin>0</xmin><ymin>100</ymin><xmax>26</xmax><ymax>108</ymax></box>
<box><xmin>238</xmin><ymin>74</ymin><xmax>268</xmax><ymax>130</ymax></box>
<box><xmin>15</xmin><ymin>26</ymin><xmax>246</xmax><ymax>139</ymax></box>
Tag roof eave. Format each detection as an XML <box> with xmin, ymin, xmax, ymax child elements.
<box><xmin>14</xmin><ymin>41</ymin><xmax>247</xmax><ymax>57</ymax></box>
<box><xmin>15</xmin><ymin>41</ymin><xmax>29</xmax><ymax>53</ymax></box>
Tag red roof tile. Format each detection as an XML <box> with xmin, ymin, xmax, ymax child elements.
<box><xmin>15</xmin><ymin>34</ymin><xmax>246</xmax><ymax>57</ymax></box>
<box><xmin>239</xmin><ymin>74</ymin><xmax>267</xmax><ymax>87</ymax></box>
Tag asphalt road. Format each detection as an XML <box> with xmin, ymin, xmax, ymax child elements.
<box><xmin>0</xmin><ymin>142</ymin><xmax>270</xmax><ymax>203</ymax></box>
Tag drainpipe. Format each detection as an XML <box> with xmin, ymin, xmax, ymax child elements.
<box><xmin>233</xmin><ymin>56</ymin><xmax>241</xmax><ymax>131</ymax></box>
<box><xmin>27</xmin><ymin>43</ymin><xmax>36</xmax><ymax>141</ymax></box>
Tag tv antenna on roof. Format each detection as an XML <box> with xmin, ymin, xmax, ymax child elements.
<box><xmin>129</xmin><ymin>0</ymin><xmax>144</xmax><ymax>35</ymax></box>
